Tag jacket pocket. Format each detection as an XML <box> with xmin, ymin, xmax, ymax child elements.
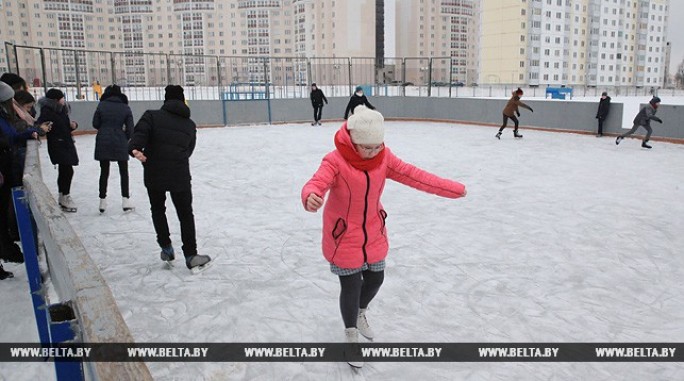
<box><xmin>379</xmin><ymin>210</ymin><xmax>387</xmax><ymax>235</ymax></box>
<box><xmin>332</xmin><ymin>218</ymin><xmax>347</xmax><ymax>244</ymax></box>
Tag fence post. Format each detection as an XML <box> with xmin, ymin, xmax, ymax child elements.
<box><xmin>306</xmin><ymin>58</ymin><xmax>312</xmax><ymax>86</ymax></box>
<box><xmin>448</xmin><ymin>58</ymin><xmax>453</xmax><ymax>98</ymax></box>
<box><xmin>39</xmin><ymin>48</ymin><xmax>48</xmax><ymax>93</ymax></box>
<box><xmin>74</xmin><ymin>50</ymin><xmax>82</xmax><ymax>100</ymax></box>
<box><xmin>4</xmin><ymin>42</ymin><xmax>12</xmax><ymax>73</ymax></box>
<box><xmin>166</xmin><ymin>54</ymin><xmax>171</xmax><ymax>85</ymax></box>
<box><xmin>216</xmin><ymin>56</ymin><xmax>222</xmax><ymax>100</ymax></box>
<box><xmin>110</xmin><ymin>52</ymin><xmax>116</xmax><ymax>85</ymax></box>
<box><xmin>401</xmin><ymin>58</ymin><xmax>406</xmax><ymax>97</ymax></box>
<box><xmin>348</xmin><ymin>57</ymin><xmax>353</xmax><ymax>95</ymax></box>
<box><xmin>427</xmin><ymin>58</ymin><xmax>433</xmax><ymax>97</ymax></box>
<box><xmin>13</xmin><ymin>44</ymin><xmax>20</xmax><ymax>75</ymax></box>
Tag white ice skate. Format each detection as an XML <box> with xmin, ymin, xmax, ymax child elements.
<box><xmin>99</xmin><ymin>198</ymin><xmax>106</xmax><ymax>213</ymax></box>
<box><xmin>344</xmin><ymin>327</ymin><xmax>364</xmax><ymax>369</ymax></box>
<box><xmin>160</xmin><ymin>246</ymin><xmax>175</xmax><ymax>268</ymax></box>
<box><xmin>122</xmin><ymin>197</ymin><xmax>135</xmax><ymax>212</ymax></box>
<box><xmin>357</xmin><ymin>309</ymin><xmax>374</xmax><ymax>340</ymax></box>
<box><xmin>59</xmin><ymin>194</ymin><xmax>77</xmax><ymax>213</ymax></box>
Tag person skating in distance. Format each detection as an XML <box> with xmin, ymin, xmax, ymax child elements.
<box><xmin>496</xmin><ymin>87</ymin><xmax>533</xmax><ymax>139</ymax></box>
<box><xmin>616</xmin><ymin>96</ymin><xmax>663</xmax><ymax>149</ymax></box>
<box><xmin>301</xmin><ymin>106</ymin><xmax>466</xmax><ymax>368</ymax></box>
<box><xmin>310</xmin><ymin>83</ymin><xmax>328</xmax><ymax>126</ymax></box>
<box><xmin>344</xmin><ymin>86</ymin><xmax>375</xmax><ymax>120</ymax></box>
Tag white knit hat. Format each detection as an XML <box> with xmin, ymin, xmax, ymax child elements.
<box><xmin>0</xmin><ymin>81</ymin><xmax>15</xmax><ymax>102</ymax></box>
<box><xmin>347</xmin><ymin>106</ymin><xmax>384</xmax><ymax>145</ymax></box>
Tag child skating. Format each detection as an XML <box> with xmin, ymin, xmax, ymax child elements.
<box><xmin>496</xmin><ymin>87</ymin><xmax>533</xmax><ymax>139</ymax></box>
<box><xmin>616</xmin><ymin>96</ymin><xmax>663</xmax><ymax>149</ymax></box>
<box><xmin>301</xmin><ymin>106</ymin><xmax>467</xmax><ymax>368</ymax></box>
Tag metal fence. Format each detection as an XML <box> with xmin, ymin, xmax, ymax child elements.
<box><xmin>5</xmin><ymin>42</ymin><xmax>684</xmax><ymax>101</ymax></box>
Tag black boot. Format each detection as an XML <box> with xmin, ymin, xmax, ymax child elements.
<box><xmin>514</xmin><ymin>130</ymin><xmax>523</xmax><ymax>138</ymax></box>
<box><xmin>495</xmin><ymin>132</ymin><xmax>502</xmax><ymax>140</ymax></box>
<box><xmin>0</xmin><ymin>263</ymin><xmax>13</xmax><ymax>280</ymax></box>
<box><xmin>616</xmin><ymin>136</ymin><xmax>623</xmax><ymax>145</ymax></box>
<box><xmin>641</xmin><ymin>140</ymin><xmax>652</xmax><ymax>149</ymax></box>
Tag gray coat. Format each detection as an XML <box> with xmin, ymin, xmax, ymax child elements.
<box><xmin>93</xmin><ymin>96</ymin><xmax>134</xmax><ymax>161</ymax></box>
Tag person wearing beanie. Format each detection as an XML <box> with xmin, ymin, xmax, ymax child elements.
<box><xmin>497</xmin><ymin>87</ymin><xmax>533</xmax><ymax>139</ymax></box>
<box><xmin>595</xmin><ymin>92</ymin><xmax>611</xmax><ymax>137</ymax></box>
<box><xmin>128</xmin><ymin>84</ymin><xmax>212</xmax><ymax>273</ymax></box>
<box><xmin>616</xmin><ymin>96</ymin><xmax>663</xmax><ymax>149</ymax></box>
<box><xmin>93</xmin><ymin>84</ymin><xmax>134</xmax><ymax>214</ymax></box>
<box><xmin>344</xmin><ymin>85</ymin><xmax>375</xmax><ymax>120</ymax></box>
<box><xmin>309</xmin><ymin>83</ymin><xmax>328</xmax><ymax>126</ymax></box>
<box><xmin>301</xmin><ymin>105</ymin><xmax>467</xmax><ymax>368</ymax></box>
<box><xmin>37</xmin><ymin>88</ymin><xmax>80</xmax><ymax>212</ymax></box>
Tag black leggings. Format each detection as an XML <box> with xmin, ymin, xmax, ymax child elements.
<box><xmin>339</xmin><ymin>270</ymin><xmax>385</xmax><ymax>328</ymax></box>
<box><xmin>498</xmin><ymin>114</ymin><xmax>519</xmax><ymax>133</ymax></box>
<box><xmin>57</xmin><ymin>165</ymin><xmax>74</xmax><ymax>195</ymax></box>
<box><xmin>313</xmin><ymin>105</ymin><xmax>323</xmax><ymax>122</ymax></box>
<box><xmin>99</xmin><ymin>161</ymin><xmax>130</xmax><ymax>199</ymax></box>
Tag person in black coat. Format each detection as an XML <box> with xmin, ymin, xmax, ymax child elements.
<box><xmin>310</xmin><ymin>83</ymin><xmax>328</xmax><ymax>126</ymax></box>
<box><xmin>128</xmin><ymin>85</ymin><xmax>211</xmax><ymax>271</ymax></box>
<box><xmin>37</xmin><ymin>89</ymin><xmax>79</xmax><ymax>212</ymax></box>
<box><xmin>344</xmin><ymin>86</ymin><xmax>375</xmax><ymax>119</ymax></box>
<box><xmin>595</xmin><ymin>91</ymin><xmax>611</xmax><ymax>137</ymax></box>
<box><xmin>93</xmin><ymin>85</ymin><xmax>134</xmax><ymax>213</ymax></box>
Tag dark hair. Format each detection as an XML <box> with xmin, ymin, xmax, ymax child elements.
<box><xmin>515</xmin><ymin>87</ymin><xmax>524</xmax><ymax>96</ymax></box>
<box><xmin>13</xmin><ymin>90</ymin><xmax>35</xmax><ymax>106</ymax></box>
<box><xmin>100</xmin><ymin>84</ymin><xmax>128</xmax><ymax>103</ymax></box>
<box><xmin>45</xmin><ymin>88</ymin><xmax>65</xmax><ymax>100</ymax></box>
<box><xmin>0</xmin><ymin>73</ymin><xmax>27</xmax><ymax>91</ymax></box>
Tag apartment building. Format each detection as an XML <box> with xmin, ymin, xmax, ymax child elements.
<box><xmin>479</xmin><ymin>0</ymin><xmax>669</xmax><ymax>87</ymax></box>
<box><xmin>0</xmin><ymin>0</ymin><xmax>376</xmax><ymax>87</ymax></box>
<box><xmin>394</xmin><ymin>0</ymin><xmax>478</xmax><ymax>85</ymax></box>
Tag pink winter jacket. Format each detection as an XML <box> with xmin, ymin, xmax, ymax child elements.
<box><xmin>301</xmin><ymin>128</ymin><xmax>466</xmax><ymax>269</ymax></box>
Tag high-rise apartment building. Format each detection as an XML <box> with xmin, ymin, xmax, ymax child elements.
<box><xmin>480</xmin><ymin>0</ymin><xmax>670</xmax><ymax>87</ymax></box>
<box><xmin>0</xmin><ymin>0</ymin><xmax>376</xmax><ymax>87</ymax></box>
<box><xmin>394</xmin><ymin>0</ymin><xmax>478</xmax><ymax>85</ymax></box>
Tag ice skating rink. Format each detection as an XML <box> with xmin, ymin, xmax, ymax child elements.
<box><xmin>13</xmin><ymin>121</ymin><xmax>684</xmax><ymax>380</ymax></box>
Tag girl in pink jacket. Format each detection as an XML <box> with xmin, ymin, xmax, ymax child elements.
<box><xmin>301</xmin><ymin>106</ymin><xmax>466</xmax><ymax>366</ymax></box>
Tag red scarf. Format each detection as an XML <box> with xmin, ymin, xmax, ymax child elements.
<box><xmin>334</xmin><ymin>123</ymin><xmax>386</xmax><ymax>171</ymax></box>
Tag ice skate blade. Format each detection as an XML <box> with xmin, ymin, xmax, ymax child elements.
<box><xmin>61</xmin><ymin>206</ymin><xmax>77</xmax><ymax>213</ymax></box>
<box><xmin>123</xmin><ymin>207</ymin><xmax>135</xmax><ymax>212</ymax></box>
<box><xmin>163</xmin><ymin>260</ymin><xmax>175</xmax><ymax>269</ymax></box>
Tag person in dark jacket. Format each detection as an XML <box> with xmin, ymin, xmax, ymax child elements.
<box><xmin>37</xmin><ymin>88</ymin><xmax>79</xmax><ymax>212</ymax></box>
<box><xmin>595</xmin><ymin>91</ymin><xmax>611</xmax><ymax>137</ymax></box>
<box><xmin>310</xmin><ymin>83</ymin><xmax>328</xmax><ymax>126</ymax></box>
<box><xmin>93</xmin><ymin>85</ymin><xmax>134</xmax><ymax>213</ymax></box>
<box><xmin>128</xmin><ymin>85</ymin><xmax>211</xmax><ymax>272</ymax></box>
<box><xmin>0</xmin><ymin>126</ymin><xmax>16</xmax><ymax>279</ymax></box>
<box><xmin>616</xmin><ymin>96</ymin><xmax>663</xmax><ymax>149</ymax></box>
<box><xmin>496</xmin><ymin>88</ymin><xmax>533</xmax><ymax>139</ymax></box>
<box><xmin>344</xmin><ymin>86</ymin><xmax>375</xmax><ymax>119</ymax></box>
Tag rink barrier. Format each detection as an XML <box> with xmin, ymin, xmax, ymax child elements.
<box><xmin>21</xmin><ymin>140</ymin><xmax>153</xmax><ymax>381</ymax></box>
<box><xmin>66</xmin><ymin>98</ymin><xmax>684</xmax><ymax>142</ymax></box>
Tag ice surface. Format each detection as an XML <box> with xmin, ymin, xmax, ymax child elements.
<box><xmin>3</xmin><ymin>120</ymin><xmax>684</xmax><ymax>380</ymax></box>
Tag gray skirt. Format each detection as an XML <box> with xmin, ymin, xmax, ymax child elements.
<box><xmin>330</xmin><ymin>259</ymin><xmax>386</xmax><ymax>276</ymax></box>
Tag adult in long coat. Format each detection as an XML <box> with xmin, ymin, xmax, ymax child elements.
<box><xmin>37</xmin><ymin>89</ymin><xmax>79</xmax><ymax>212</ymax></box>
<box><xmin>93</xmin><ymin>85</ymin><xmax>134</xmax><ymax>212</ymax></box>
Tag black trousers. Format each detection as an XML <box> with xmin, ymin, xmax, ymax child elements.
<box><xmin>498</xmin><ymin>114</ymin><xmax>519</xmax><ymax>133</ymax></box>
<box><xmin>597</xmin><ymin>118</ymin><xmax>604</xmax><ymax>135</ymax></box>
<box><xmin>619</xmin><ymin>124</ymin><xmax>653</xmax><ymax>142</ymax></box>
<box><xmin>99</xmin><ymin>161</ymin><xmax>130</xmax><ymax>199</ymax></box>
<box><xmin>147</xmin><ymin>188</ymin><xmax>197</xmax><ymax>258</ymax></box>
<box><xmin>339</xmin><ymin>270</ymin><xmax>385</xmax><ymax>328</ymax></box>
<box><xmin>313</xmin><ymin>105</ymin><xmax>323</xmax><ymax>122</ymax></box>
<box><xmin>57</xmin><ymin>165</ymin><xmax>74</xmax><ymax>195</ymax></box>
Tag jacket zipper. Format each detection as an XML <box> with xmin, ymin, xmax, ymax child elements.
<box><xmin>362</xmin><ymin>171</ymin><xmax>370</xmax><ymax>263</ymax></box>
